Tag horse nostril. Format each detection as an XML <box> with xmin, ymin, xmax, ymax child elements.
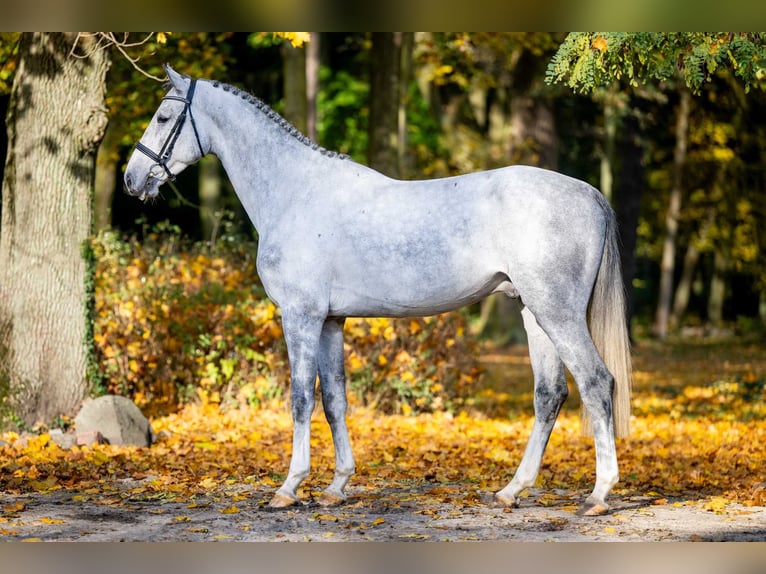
<box><xmin>124</xmin><ymin>174</ymin><xmax>134</xmax><ymax>194</ymax></box>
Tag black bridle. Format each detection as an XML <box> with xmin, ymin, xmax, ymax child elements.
<box><xmin>134</xmin><ymin>78</ymin><xmax>205</xmax><ymax>181</ymax></box>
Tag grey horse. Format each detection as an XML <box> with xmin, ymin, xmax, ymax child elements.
<box><xmin>124</xmin><ymin>65</ymin><xmax>631</xmax><ymax>516</ymax></box>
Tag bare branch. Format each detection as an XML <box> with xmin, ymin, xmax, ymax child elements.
<box><xmin>69</xmin><ymin>32</ymin><xmax>166</xmax><ymax>82</ymax></box>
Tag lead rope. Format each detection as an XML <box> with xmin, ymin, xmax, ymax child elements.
<box><xmin>164</xmin><ymin>177</ymin><xmax>202</xmax><ymax>210</ymax></box>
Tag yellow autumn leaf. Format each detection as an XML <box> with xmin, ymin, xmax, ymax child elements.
<box><xmin>702</xmin><ymin>497</ymin><xmax>728</xmax><ymax>514</ymax></box>
<box><xmin>274</xmin><ymin>32</ymin><xmax>310</xmax><ymax>48</ymax></box>
<box><xmin>199</xmin><ymin>477</ymin><xmax>217</xmax><ymax>490</ymax></box>
<box><xmin>39</xmin><ymin>517</ymin><xmax>65</xmax><ymax>525</ymax></box>
<box><xmin>219</xmin><ymin>504</ymin><xmax>240</xmax><ymax>514</ymax></box>
<box><xmin>372</xmin><ymin>518</ymin><xmax>386</xmax><ymax>526</ymax></box>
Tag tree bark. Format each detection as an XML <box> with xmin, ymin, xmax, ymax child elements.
<box><xmin>0</xmin><ymin>33</ymin><xmax>110</xmax><ymax>425</ymax></box>
<box><xmin>305</xmin><ymin>32</ymin><xmax>320</xmax><ymax>142</ymax></box>
<box><xmin>671</xmin><ymin>210</ymin><xmax>713</xmax><ymax>326</ymax></box>
<box><xmin>654</xmin><ymin>85</ymin><xmax>691</xmax><ymax>340</ymax></box>
<box><xmin>707</xmin><ymin>250</ymin><xmax>728</xmax><ymax>326</ymax></box>
<box><xmin>94</xmin><ymin>122</ymin><xmax>118</xmax><ymax>232</ymax></box>
<box><xmin>368</xmin><ymin>32</ymin><xmax>402</xmax><ymax>177</ymax></box>
<box><xmin>199</xmin><ymin>155</ymin><xmax>223</xmax><ymax>243</ymax></box>
<box><xmin>397</xmin><ymin>33</ymin><xmax>414</xmax><ymax>178</ymax></box>
<box><xmin>282</xmin><ymin>40</ymin><xmax>307</xmax><ymax>134</ymax></box>
<box><xmin>508</xmin><ymin>49</ymin><xmax>558</xmax><ymax>170</ymax></box>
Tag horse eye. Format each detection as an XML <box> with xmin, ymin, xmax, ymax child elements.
<box><xmin>157</xmin><ymin>115</ymin><xmax>170</xmax><ymax>124</ymax></box>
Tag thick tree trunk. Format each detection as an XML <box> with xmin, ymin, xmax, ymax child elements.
<box><xmin>0</xmin><ymin>33</ymin><xmax>110</xmax><ymax>425</ymax></box>
<box><xmin>368</xmin><ymin>32</ymin><xmax>402</xmax><ymax>177</ymax></box>
<box><xmin>654</xmin><ymin>85</ymin><xmax>691</xmax><ymax>340</ymax></box>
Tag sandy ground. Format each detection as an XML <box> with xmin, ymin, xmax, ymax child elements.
<box><xmin>1</xmin><ymin>481</ymin><xmax>763</xmax><ymax>542</ymax></box>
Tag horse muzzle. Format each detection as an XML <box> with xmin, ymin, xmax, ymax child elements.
<box><xmin>123</xmin><ymin>171</ymin><xmax>161</xmax><ymax>202</ymax></box>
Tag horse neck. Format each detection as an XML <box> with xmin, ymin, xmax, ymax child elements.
<box><xmin>198</xmin><ymin>82</ymin><xmax>341</xmax><ymax>234</ymax></box>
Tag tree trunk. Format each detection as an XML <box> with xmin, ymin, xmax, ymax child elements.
<box><xmin>94</xmin><ymin>122</ymin><xmax>119</xmax><ymax>232</ymax></box>
<box><xmin>671</xmin><ymin>240</ymin><xmax>701</xmax><ymax>326</ymax></box>
<box><xmin>397</xmin><ymin>32</ymin><xmax>414</xmax><ymax>178</ymax></box>
<box><xmin>707</xmin><ymin>250</ymin><xmax>728</xmax><ymax>326</ymax></box>
<box><xmin>612</xmin><ymin>108</ymin><xmax>644</xmax><ymax>339</ymax></box>
<box><xmin>282</xmin><ymin>40</ymin><xmax>307</xmax><ymax>133</ymax></box>
<box><xmin>654</xmin><ymin>85</ymin><xmax>691</xmax><ymax>340</ymax></box>
<box><xmin>305</xmin><ymin>32</ymin><xmax>320</xmax><ymax>142</ymax></box>
<box><xmin>368</xmin><ymin>32</ymin><xmax>402</xmax><ymax>177</ymax></box>
<box><xmin>671</xmin><ymin>210</ymin><xmax>713</xmax><ymax>326</ymax></box>
<box><xmin>599</xmin><ymin>86</ymin><xmax>619</xmax><ymax>202</ymax></box>
<box><xmin>199</xmin><ymin>155</ymin><xmax>222</xmax><ymax>243</ymax></box>
<box><xmin>0</xmin><ymin>33</ymin><xmax>110</xmax><ymax>426</ymax></box>
<box><xmin>508</xmin><ymin>49</ymin><xmax>558</xmax><ymax>170</ymax></box>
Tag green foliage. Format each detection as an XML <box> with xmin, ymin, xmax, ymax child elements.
<box><xmin>317</xmin><ymin>66</ymin><xmax>369</xmax><ymax>161</ymax></box>
<box><xmin>546</xmin><ymin>32</ymin><xmax>766</xmax><ymax>95</ymax></box>
<box><xmin>0</xmin><ymin>32</ymin><xmax>19</xmax><ymax>94</ymax></box>
<box><xmin>91</xmin><ymin>226</ymin><xmax>483</xmax><ymax>416</ymax></box>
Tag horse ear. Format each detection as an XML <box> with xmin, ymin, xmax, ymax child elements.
<box><xmin>163</xmin><ymin>64</ymin><xmax>187</xmax><ymax>91</ymax></box>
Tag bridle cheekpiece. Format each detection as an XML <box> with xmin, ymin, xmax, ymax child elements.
<box><xmin>134</xmin><ymin>78</ymin><xmax>205</xmax><ymax>181</ymax></box>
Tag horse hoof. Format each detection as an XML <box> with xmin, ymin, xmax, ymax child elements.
<box><xmin>317</xmin><ymin>491</ymin><xmax>345</xmax><ymax>507</ymax></box>
<box><xmin>493</xmin><ymin>492</ymin><xmax>519</xmax><ymax>508</ymax></box>
<box><xmin>268</xmin><ymin>492</ymin><xmax>298</xmax><ymax>508</ymax></box>
<box><xmin>577</xmin><ymin>501</ymin><xmax>609</xmax><ymax>516</ymax></box>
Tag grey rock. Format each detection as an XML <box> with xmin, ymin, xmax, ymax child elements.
<box><xmin>74</xmin><ymin>395</ymin><xmax>153</xmax><ymax>447</ymax></box>
<box><xmin>48</xmin><ymin>428</ymin><xmax>77</xmax><ymax>449</ymax></box>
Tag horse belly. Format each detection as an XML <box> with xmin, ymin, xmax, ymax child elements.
<box><xmin>328</xmin><ymin>264</ymin><xmax>507</xmax><ymax>318</ymax></box>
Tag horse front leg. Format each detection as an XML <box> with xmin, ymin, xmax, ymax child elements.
<box><xmin>269</xmin><ymin>309</ymin><xmax>324</xmax><ymax>508</ymax></box>
<box><xmin>316</xmin><ymin>316</ymin><xmax>355</xmax><ymax>506</ymax></box>
<box><xmin>496</xmin><ymin>306</ymin><xmax>568</xmax><ymax>507</ymax></box>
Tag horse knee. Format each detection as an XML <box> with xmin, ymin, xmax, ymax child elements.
<box><xmin>533</xmin><ymin>377</ymin><xmax>568</xmax><ymax>423</ymax></box>
<box><xmin>291</xmin><ymin>387</ymin><xmax>315</xmax><ymax>424</ymax></box>
<box><xmin>322</xmin><ymin>390</ymin><xmax>347</xmax><ymax>426</ymax></box>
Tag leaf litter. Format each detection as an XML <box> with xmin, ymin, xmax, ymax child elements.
<box><xmin>0</xmin><ymin>339</ymin><xmax>763</xmax><ymax>541</ymax></box>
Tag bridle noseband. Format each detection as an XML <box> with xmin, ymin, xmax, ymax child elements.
<box><xmin>134</xmin><ymin>78</ymin><xmax>205</xmax><ymax>181</ymax></box>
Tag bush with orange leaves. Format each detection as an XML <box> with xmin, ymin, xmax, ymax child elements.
<box><xmin>90</xmin><ymin>228</ymin><xmax>482</xmax><ymax>416</ymax></box>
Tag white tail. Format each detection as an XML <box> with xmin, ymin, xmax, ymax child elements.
<box><xmin>582</xmin><ymin>207</ymin><xmax>632</xmax><ymax>438</ymax></box>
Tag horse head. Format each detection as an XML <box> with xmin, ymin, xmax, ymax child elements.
<box><xmin>124</xmin><ymin>64</ymin><xmax>207</xmax><ymax>202</ymax></box>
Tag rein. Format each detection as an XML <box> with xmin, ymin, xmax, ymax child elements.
<box><xmin>134</xmin><ymin>78</ymin><xmax>205</xmax><ymax>181</ymax></box>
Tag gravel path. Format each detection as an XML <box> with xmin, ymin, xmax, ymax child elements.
<box><xmin>2</xmin><ymin>481</ymin><xmax>763</xmax><ymax>542</ymax></box>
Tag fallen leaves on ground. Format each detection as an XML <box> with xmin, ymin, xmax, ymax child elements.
<box><xmin>0</xmin><ymin>339</ymin><xmax>763</xmax><ymax>524</ymax></box>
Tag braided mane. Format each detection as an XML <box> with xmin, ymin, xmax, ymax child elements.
<box><xmin>205</xmin><ymin>79</ymin><xmax>348</xmax><ymax>160</ymax></box>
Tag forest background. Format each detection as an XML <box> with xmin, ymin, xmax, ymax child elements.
<box><xmin>0</xmin><ymin>31</ymin><xmax>764</xmax><ymax>423</ymax></box>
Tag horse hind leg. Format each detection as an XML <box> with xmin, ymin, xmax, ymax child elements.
<box><xmin>540</xmin><ymin>315</ymin><xmax>619</xmax><ymax>516</ymax></box>
<box><xmin>316</xmin><ymin>317</ymin><xmax>355</xmax><ymax>506</ymax></box>
<box><xmin>496</xmin><ymin>306</ymin><xmax>568</xmax><ymax>507</ymax></box>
